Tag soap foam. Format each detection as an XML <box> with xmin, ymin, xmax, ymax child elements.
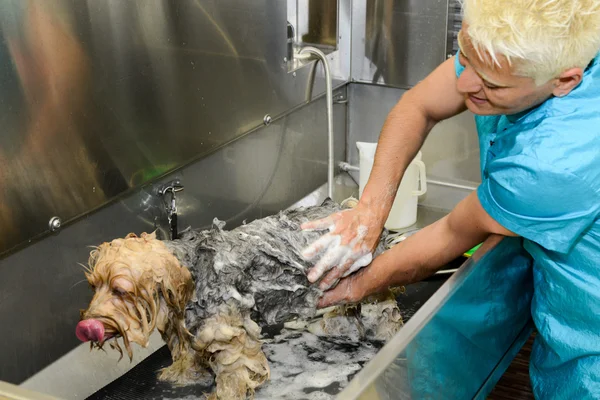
<box><xmin>255</xmin><ymin>329</ymin><xmax>381</xmax><ymax>400</ymax></box>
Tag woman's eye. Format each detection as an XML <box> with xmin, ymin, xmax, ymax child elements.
<box><xmin>484</xmin><ymin>82</ymin><xmax>499</xmax><ymax>89</ymax></box>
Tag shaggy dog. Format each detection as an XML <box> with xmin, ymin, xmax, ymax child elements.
<box><xmin>76</xmin><ymin>199</ymin><xmax>402</xmax><ymax>399</ymax></box>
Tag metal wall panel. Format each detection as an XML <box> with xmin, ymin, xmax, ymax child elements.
<box><xmin>447</xmin><ymin>0</ymin><xmax>464</xmax><ymax>58</ymax></box>
<box><xmin>351</xmin><ymin>0</ymin><xmax>449</xmax><ymax>87</ymax></box>
<box><xmin>0</xmin><ymin>0</ymin><xmax>349</xmax><ymax>256</ymax></box>
<box><xmin>0</xmin><ymin>90</ymin><xmax>348</xmax><ymax>384</ymax></box>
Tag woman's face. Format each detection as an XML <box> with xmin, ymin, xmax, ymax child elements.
<box><xmin>456</xmin><ymin>27</ymin><xmax>556</xmax><ymax>116</ymax></box>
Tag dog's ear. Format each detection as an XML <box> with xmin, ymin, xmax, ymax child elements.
<box><xmin>160</xmin><ymin>260</ymin><xmax>193</xmax><ymax>316</ymax></box>
<box><xmin>125</xmin><ymin>233</ymin><xmax>138</xmax><ymax>239</ymax></box>
<box><xmin>140</xmin><ymin>231</ymin><xmax>157</xmax><ymax>240</ymax></box>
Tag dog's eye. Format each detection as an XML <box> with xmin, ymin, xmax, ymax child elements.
<box><xmin>112</xmin><ymin>287</ymin><xmax>128</xmax><ymax>296</ymax></box>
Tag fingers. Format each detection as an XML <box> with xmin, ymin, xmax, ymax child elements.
<box><xmin>302</xmin><ymin>208</ymin><xmax>377</xmax><ymax>285</ymax></box>
<box><xmin>341</xmin><ymin>253</ymin><xmax>373</xmax><ymax>278</ymax></box>
<box><xmin>304</xmin><ymin>239</ymin><xmax>372</xmax><ymax>285</ymax></box>
<box><xmin>319</xmin><ymin>258</ymin><xmax>353</xmax><ymax>291</ymax></box>
<box><xmin>319</xmin><ymin>268</ymin><xmax>344</xmax><ymax>291</ymax></box>
<box><xmin>307</xmin><ymin>243</ymin><xmax>345</xmax><ymax>283</ymax></box>
<box><xmin>318</xmin><ymin>287</ymin><xmax>345</xmax><ymax>308</ymax></box>
<box><xmin>317</xmin><ymin>249</ymin><xmax>373</xmax><ymax>290</ymax></box>
<box><xmin>300</xmin><ymin>215</ymin><xmax>337</xmax><ymax>231</ymax></box>
<box><xmin>301</xmin><ymin>233</ymin><xmax>336</xmax><ymax>261</ymax></box>
<box><xmin>317</xmin><ymin>277</ymin><xmax>357</xmax><ymax>308</ymax></box>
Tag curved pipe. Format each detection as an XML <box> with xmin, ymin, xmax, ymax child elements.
<box><xmin>298</xmin><ymin>47</ymin><xmax>334</xmax><ymax>199</ymax></box>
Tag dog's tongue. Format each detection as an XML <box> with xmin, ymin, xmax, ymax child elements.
<box><xmin>76</xmin><ymin>319</ymin><xmax>105</xmax><ymax>342</ymax></box>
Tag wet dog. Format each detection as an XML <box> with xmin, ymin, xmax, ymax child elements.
<box><xmin>76</xmin><ymin>199</ymin><xmax>402</xmax><ymax>399</ymax></box>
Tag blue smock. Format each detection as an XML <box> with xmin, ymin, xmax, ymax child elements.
<box><xmin>456</xmin><ymin>53</ymin><xmax>600</xmax><ymax>398</ymax></box>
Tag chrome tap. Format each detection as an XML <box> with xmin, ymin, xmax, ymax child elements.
<box><xmin>158</xmin><ymin>180</ymin><xmax>184</xmax><ymax>240</ymax></box>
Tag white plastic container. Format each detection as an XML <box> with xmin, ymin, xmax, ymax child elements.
<box><xmin>357</xmin><ymin>142</ymin><xmax>427</xmax><ymax>230</ymax></box>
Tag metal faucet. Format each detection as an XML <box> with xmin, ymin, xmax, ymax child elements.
<box><xmin>158</xmin><ymin>180</ymin><xmax>184</xmax><ymax>240</ymax></box>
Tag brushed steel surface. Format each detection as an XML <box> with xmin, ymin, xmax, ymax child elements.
<box><xmin>351</xmin><ymin>0</ymin><xmax>449</xmax><ymax>87</ymax></box>
<box><xmin>0</xmin><ymin>381</ymin><xmax>62</xmax><ymax>400</ymax></box>
<box><xmin>0</xmin><ymin>91</ymin><xmax>348</xmax><ymax>384</ymax></box>
<box><xmin>0</xmin><ymin>0</ymin><xmax>348</xmax><ymax>257</ymax></box>
<box><xmin>446</xmin><ymin>0</ymin><xmax>463</xmax><ymax>58</ymax></box>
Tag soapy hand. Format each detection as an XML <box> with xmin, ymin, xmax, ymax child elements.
<box><xmin>317</xmin><ymin>271</ymin><xmax>365</xmax><ymax>308</ymax></box>
<box><xmin>301</xmin><ymin>204</ymin><xmax>384</xmax><ymax>291</ymax></box>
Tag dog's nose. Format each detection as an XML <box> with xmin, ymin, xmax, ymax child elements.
<box><xmin>76</xmin><ymin>319</ymin><xmax>105</xmax><ymax>342</ymax></box>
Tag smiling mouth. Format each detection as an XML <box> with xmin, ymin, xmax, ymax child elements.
<box><xmin>469</xmin><ymin>95</ymin><xmax>487</xmax><ymax>105</ymax></box>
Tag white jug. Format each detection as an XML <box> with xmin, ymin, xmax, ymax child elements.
<box><xmin>357</xmin><ymin>142</ymin><xmax>427</xmax><ymax>230</ymax></box>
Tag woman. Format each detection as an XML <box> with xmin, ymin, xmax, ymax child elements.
<box><xmin>302</xmin><ymin>1</ymin><xmax>600</xmax><ymax>397</ymax></box>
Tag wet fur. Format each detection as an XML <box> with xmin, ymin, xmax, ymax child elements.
<box><xmin>80</xmin><ymin>200</ymin><xmax>401</xmax><ymax>399</ymax></box>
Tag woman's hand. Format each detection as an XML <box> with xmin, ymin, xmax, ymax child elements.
<box><xmin>317</xmin><ymin>270</ymin><xmax>367</xmax><ymax>308</ymax></box>
<box><xmin>301</xmin><ymin>203</ymin><xmax>385</xmax><ymax>291</ymax></box>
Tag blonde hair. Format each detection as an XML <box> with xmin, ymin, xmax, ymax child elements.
<box><xmin>462</xmin><ymin>0</ymin><xmax>600</xmax><ymax>84</ymax></box>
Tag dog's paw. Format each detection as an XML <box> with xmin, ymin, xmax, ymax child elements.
<box><xmin>158</xmin><ymin>358</ymin><xmax>213</xmax><ymax>386</ymax></box>
<box><xmin>308</xmin><ymin>305</ymin><xmax>364</xmax><ymax>340</ymax></box>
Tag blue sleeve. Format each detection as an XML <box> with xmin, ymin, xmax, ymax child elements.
<box><xmin>454</xmin><ymin>51</ymin><xmax>465</xmax><ymax>78</ymax></box>
<box><xmin>478</xmin><ymin>155</ymin><xmax>600</xmax><ymax>253</ymax></box>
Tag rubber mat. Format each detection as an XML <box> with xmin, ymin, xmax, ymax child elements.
<box><xmin>86</xmin><ymin>345</ymin><xmax>212</xmax><ymax>400</ymax></box>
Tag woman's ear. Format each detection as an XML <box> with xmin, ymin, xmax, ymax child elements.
<box><xmin>553</xmin><ymin>67</ymin><xmax>583</xmax><ymax>97</ymax></box>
